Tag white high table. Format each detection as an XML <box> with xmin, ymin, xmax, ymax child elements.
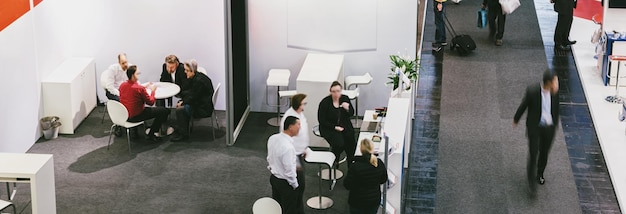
<box><xmin>0</xmin><ymin>153</ymin><xmax>56</xmax><ymax>214</ymax></box>
<box><xmin>296</xmin><ymin>53</ymin><xmax>344</xmax><ymax>148</ymax></box>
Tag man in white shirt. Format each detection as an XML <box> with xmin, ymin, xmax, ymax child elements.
<box><xmin>267</xmin><ymin>116</ymin><xmax>304</xmax><ymax>214</ymax></box>
<box><xmin>101</xmin><ymin>53</ymin><xmax>130</xmax><ymax>101</ymax></box>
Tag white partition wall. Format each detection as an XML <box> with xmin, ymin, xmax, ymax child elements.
<box><xmin>0</xmin><ymin>0</ymin><xmax>227</xmax><ymax>152</ymax></box>
<box><xmin>248</xmin><ymin>0</ymin><xmax>418</xmax><ymax>116</ymax></box>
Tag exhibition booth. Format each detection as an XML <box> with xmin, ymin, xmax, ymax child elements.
<box><xmin>0</xmin><ymin>0</ymin><xmax>420</xmax><ymax>213</ymax></box>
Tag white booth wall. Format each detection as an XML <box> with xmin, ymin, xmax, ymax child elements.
<box><xmin>248</xmin><ymin>0</ymin><xmax>418</xmax><ymax>114</ymax></box>
<box><xmin>0</xmin><ymin>0</ymin><xmax>226</xmax><ymax>153</ymax></box>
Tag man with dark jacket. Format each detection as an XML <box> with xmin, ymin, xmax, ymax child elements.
<box><xmin>157</xmin><ymin>54</ymin><xmax>187</xmax><ymax>107</ymax></box>
<box><xmin>171</xmin><ymin>60</ymin><xmax>214</xmax><ymax>142</ymax></box>
<box><xmin>552</xmin><ymin>0</ymin><xmax>577</xmax><ymax>50</ymax></box>
<box><xmin>483</xmin><ymin>0</ymin><xmax>506</xmax><ymax>46</ymax></box>
<box><xmin>514</xmin><ymin>70</ymin><xmax>560</xmax><ymax>194</ymax></box>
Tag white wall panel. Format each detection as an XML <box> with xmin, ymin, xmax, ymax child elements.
<box><xmin>249</xmin><ymin>0</ymin><xmax>417</xmax><ymax>115</ymax></box>
<box><xmin>0</xmin><ymin>13</ymin><xmax>40</xmax><ymax>152</ymax></box>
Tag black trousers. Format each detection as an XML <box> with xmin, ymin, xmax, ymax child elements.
<box><xmin>270</xmin><ymin>172</ymin><xmax>305</xmax><ymax>214</ymax></box>
<box><xmin>554</xmin><ymin>13</ymin><xmax>573</xmax><ymax>45</ymax></box>
<box><xmin>526</xmin><ymin>125</ymin><xmax>556</xmax><ymax>190</ymax></box>
<box><xmin>127</xmin><ymin>107</ymin><xmax>170</xmax><ymax>135</ymax></box>
<box><xmin>487</xmin><ymin>2</ymin><xmax>506</xmax><ymax>39</ymax></box>
<box><xmin>323</xmin><ymin>130</ymin><xmax>356</xmax><ymax>166</ymax></box>
<box><xmin>105</xmin><ymin>89</ymin><xmax>119</xmax><ymax>102</ymax></box>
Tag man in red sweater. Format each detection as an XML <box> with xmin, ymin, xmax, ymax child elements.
<box><xmin>119</xmin><ymin>65</ymin><xmax>170</xmax><ymax>142</ymax></box>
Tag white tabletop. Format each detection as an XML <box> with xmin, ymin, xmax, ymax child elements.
<box><xmin>267</xmin><ymin>69</ymin><xmax>291</xmax><ymax>87</ymax></box>
<box><xmin>304</xmin><ymin>148</ymin><xmax>335</xmax><ymax>167</ymax></box>
<box><xmin>296</xmin><ymin>54</ymin><xmax>344</xmax><ymax>83</ymax></box>
<box><xmin>146</xmin><ymin>82</ymin><xmax>181</xmax><ymax>99</ymax></box>
<box><xmin>362</xmin><ymin>110</ymin><xmax>382</xmax><ymax>122</ymax></box>
<box><xmin>0</xmin><ymin>153</ymin><xmax>53</xmax><ymax>177</ymax></box>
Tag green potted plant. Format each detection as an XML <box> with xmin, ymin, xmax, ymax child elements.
<box><xmin>387</xmin><ymin>54</ymin><xmax>419</xmax><ymax>90</ymax></box>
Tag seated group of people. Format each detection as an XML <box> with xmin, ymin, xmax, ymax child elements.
<box><xmin>100</xmin><ymin>53</ymin><xmax>215</xmax><ymax>142</ymax></box>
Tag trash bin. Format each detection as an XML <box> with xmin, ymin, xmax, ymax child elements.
<box><xmin>40</xmin><ymin>116</ymin><xmax>62</xmax><ymax>140</ymax></box>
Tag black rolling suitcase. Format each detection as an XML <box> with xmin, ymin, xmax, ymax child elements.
<box><xmin>444</xmin><ymin>13</ymin><xmax>476</xmax><ymax>55</ymax></box>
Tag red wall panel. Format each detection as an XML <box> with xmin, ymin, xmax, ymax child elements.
<box><xmin>0</xmin><ymin>0</ymin><xmax>30</xmax><ymax>32</ymax></box>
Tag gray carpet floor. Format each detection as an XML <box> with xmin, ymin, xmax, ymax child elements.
<box><xmin>435</xmin><ymin>0</ymin><xmax>581</xmax><ymax>213</ymax></box>
<box><xmin>9</xmin><ymin>108</ymin><xmax>352</xmax><ymax>213</ymax></box>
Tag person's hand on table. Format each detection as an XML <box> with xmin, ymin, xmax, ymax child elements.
<box><xmin>176</xmin><ymin>100</ymin><xmax>183</xmax><ymax>108</ymax></box>
<box><xmin>148</xmin><ymin>84</ymin><xmax>157</xmax><ymax>92</ymax></box>
<box><xmin>341</xmin><ymin>102</ymin><xmax>350</xmax><ymax>110</ymax></box>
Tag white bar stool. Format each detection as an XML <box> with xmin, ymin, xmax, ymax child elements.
<box><xmin>606</xmin><ymin>55</ymin><xmax>626</xmax><ymax>103</ymax></box>
<box><xmin>304</xmin><ymin>148</ymin><xmax>336</xmax><ymax>210</ymax></box>
<box><xmin>266</xmin><ymin>69</ymin><xmax>291</xmax><ymax>126</ymax></box>
<box><xmin>344</xmin><ymin>73</ymin><xmax>373</xmax><ymax>127</ymax></box>
<box><xmin>312</xmin><ymin>125</ymin><xmax>344</xmax><ymax>182</ymax></box>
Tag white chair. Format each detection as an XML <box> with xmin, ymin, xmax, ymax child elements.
<box><xmin>0</xmin><ymin>199</ymin><xmax>16</xmax><ymax>214</ymax></box>
<box><xmin>106</xmin><ymin>100</ymin><xmax>145</xmax><ymax>154</ymax></box>
<box><xmin>252</xmin><ymin>197</ymin><xmax>282</xmax><ymax>214</ymax></box>
<box><xmin>311</xmin><ymin>125</ymin><xmax>343</xmax><ymax>181</ymax></box>
<box><xmin>266</xmin><ymin>69</ymin><xmax>291</xmax><ymax>127</ymax></box>
<box><xmin>304</xmin><ymin>148</ymin><xmax>336</xmax><ymax>209</ymax></box>
<box><xmin>344</xmin><ymin>73</ymin><xmax>373</xmax><ymax>126</ymax></box>
<box><xmin>197</xmin><ymin>67</ymin><xmax>208</xmax><ymax>75</ymax></box>
<box><xmin>189</xmin><ymin>83</ymin><xmax>221</xmax><ymax>140</ymax></box>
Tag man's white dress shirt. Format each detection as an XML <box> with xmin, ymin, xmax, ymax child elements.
<box><xmin>279</xmin><ymin>108</ymin><xmax>309</xmax><ymax>155</ymax></box>
<box><xmin>101</xmin><ymin>63</ymin><xmax>129</xmax><ymax>96</ymax></box>
<box><xmin>267</xmin><ymin>132</ymin><xmax>299</xmax><ymax>189</ymax></box>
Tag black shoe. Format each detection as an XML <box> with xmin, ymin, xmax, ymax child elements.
<box><xmin>537</xmin><ymin>176</ymin><xmax>545</xmax><ymax>185</ymax></box>
<box><xmin>114</xmin><ymin>127</ymin><xmax>123</xmax><ymax>137</ymax></box>
<box><xmin>171</xmin><ymin>134</ymin><xmax>190</xmax><ymax>142</ymax></box>
<box><xmin>556</xmin><ymin>44</ymin><xmax>571</xmax><ymax>51</ymax></box>
<box><xmin>566</xmin><ymin>40</ymin><xmax>577</xmax><ymax>45</ymax></box>
<box><xmin>146</xmin><ymin>133</ymin><xmax>162</xmax><ymax>143</ymax></box>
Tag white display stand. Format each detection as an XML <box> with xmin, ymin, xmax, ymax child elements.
<box><xmin>42</xmin><ymin>58</ymin><xmax>96</xmax><ymax>134</ymax></box>
<box><xmin>296</xmin><ymin>53</ymin><xmax>344</xmax><ymax>148</ymax></box>
<box><xmin>0</xmin><ymin>153</ymin><xmax>56</xmax><ymax>214</ymax></box>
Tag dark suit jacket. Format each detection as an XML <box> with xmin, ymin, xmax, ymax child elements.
<box><xmin>514</xmin><ymin>84</ymin><xmax>559</xmax><ymax>135</ymax></box>
<box><xmin>318</xmin><ymin>95</ymin><xmax>355</xmax><ymax>137</ymax></box>
<box><xmin>160</xmin><ymin>63</ymin><xmax>187</xmax><ymax>88</ymax></box>
<box><xmin>554</xmin><ymin>0</ymin><xmax>576</xmax><ymax>15</ymax></box>
<box><xmin>180</xmin><ymin>72</ymin><xmax>215</xmax><ymax>117</ymax></box>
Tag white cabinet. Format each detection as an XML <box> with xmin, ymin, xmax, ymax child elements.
<box><xmin>42</xmin><ymin>58</ymin><xmax>96</xmax><ymax>134</ymax></box>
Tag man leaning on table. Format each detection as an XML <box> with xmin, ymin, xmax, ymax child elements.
<box><xmin>101</xmin><ymin>53</ymin><xmax>131</xmax><ymax>101</ymax></box>
<box><xmin>267</xmin><ymin>116</ymin><xmax>305</xmax><ymax>214</ymax></box>
<box><xmin>120</xmin><ymin>65</ymin><xmax>170</xmax><ymax>142</ymax></box>
<box><xmin>171</xmin><ymin>59</ymin><xmax>214</xmax><ymax>142</ymax></box>
<box><xmin>157</xmin><ymin>54</ymin><xmax>187</xmax><ymax>107</ymax></box>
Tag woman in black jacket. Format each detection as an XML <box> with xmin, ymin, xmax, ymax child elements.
<box><xmin>318</xmin><ymin>81</ymin><xmax>356</xmax><ymax>166</ymax></box>
<box><xmin>344</xmin><ymin>139</ymin><xmax>388</xmax><ymax>214</ymax></box>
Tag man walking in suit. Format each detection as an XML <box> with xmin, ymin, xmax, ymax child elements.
<box><xmin>552</xmin><ymin>0</ymin><xmax>576</xmax><ymax>50</ymax></box>
<box><xmin>513</xmin><ymin>70</ymin><xmax>559</xmax><ymax>193</ymax></box>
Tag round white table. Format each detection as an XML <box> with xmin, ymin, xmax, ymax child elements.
<box><xmin>146</xmin><ymin>82</ymin><xmax>181</xmax><ymax>99</ymax></box>
<box><xmin>145</xmin><ymin>82</ymin><xmax>181</xmax><ymax>136</ymax></box>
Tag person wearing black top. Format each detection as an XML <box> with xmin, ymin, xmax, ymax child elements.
<box><xmin>344</xmin><ymin>139</ymin><xmax>387</xmax><ymax>214</ymax></box>
<box><xmin>482</xmin><ymin>0</ymin><xmax>506</xmax><ymax>46</ymax></box>
<box><xmin>552</xmin><ymin>0</ymin><xmax>577</xmax><ymax>50</ymax></box>
<box><xmin>171</xmin><ymin>59</ymin><xmax>215</xmax><ymax>142</ymax></box>
<box><xmin>157</xmin><ymin>54</ymin><xmax>187</xmax><ymax>107</ymax></box>
<box><xmin>318</xmin><ymin>81</ymin><xmax>356</xmax><ymax>166</ymax></box>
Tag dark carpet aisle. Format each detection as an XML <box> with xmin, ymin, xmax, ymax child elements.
<box><xmin>434</xmin><ymin>0</ymin><xmax>581</xmax><ymax>213</ymax></box>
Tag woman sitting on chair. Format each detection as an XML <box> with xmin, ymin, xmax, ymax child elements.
<box><xmin>317</xmin><ymin>81</ymin><xmax>356</xmax><ymax>167</ymax></box>
<box><xmin>171</xmin><ymin>59</ymin><xmax>214</xmax><ymax>142</ymax></box>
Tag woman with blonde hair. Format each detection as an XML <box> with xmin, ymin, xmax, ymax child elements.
<box><xmin>343</xmin><ymin>139</ymin><xmax>388</xmax><ymax>214</ymax></box>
